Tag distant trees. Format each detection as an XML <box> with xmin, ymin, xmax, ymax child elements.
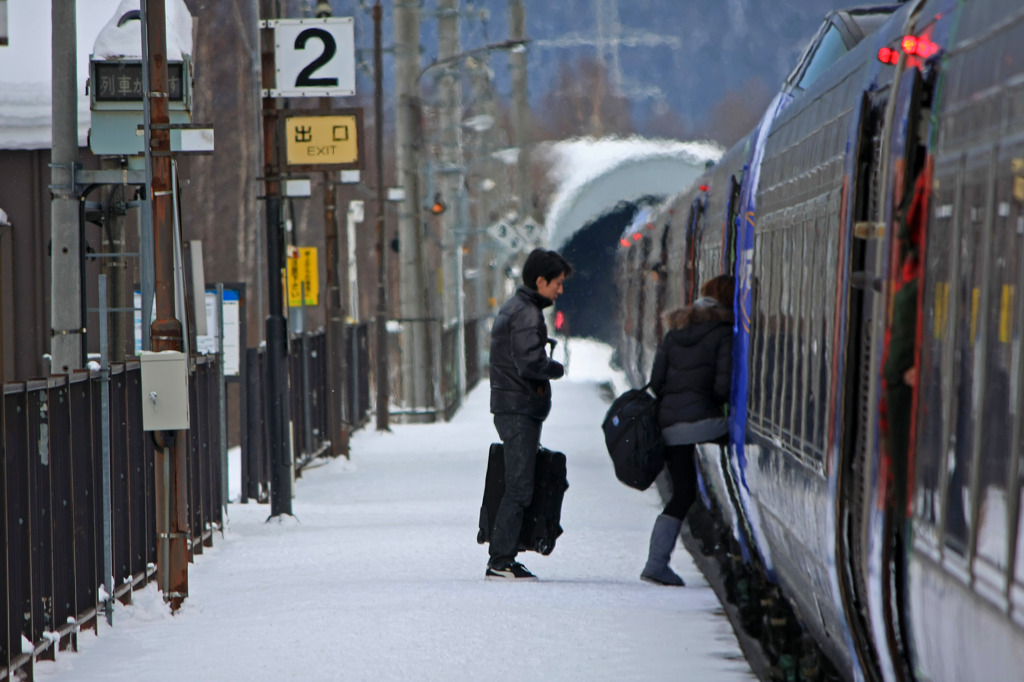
<box><xmin>534</xmin><ymin>57</ymin><xmax>635</xmax><ymax>141</ymax></box>
<box><xmin>531</xmin><ymin>56</ymin><xmax>774</xmax><ymax>149</ymax></box>
<box><xmin>695</xmin><ymin>77</ymin><xmax>775</xmax><ymax>147</ymax></box>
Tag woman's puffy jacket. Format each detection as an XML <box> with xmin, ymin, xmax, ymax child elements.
<box><xmin>649</xmin><ymin>298</ymin><xmax>733</xmax><ymax>429</ymax></box>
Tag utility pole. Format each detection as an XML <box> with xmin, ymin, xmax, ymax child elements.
<box><xmin>394</xmin><ymin>0</ymin><xmax>433</xmax><ymax>421</ymax></box>
<box><xmin>323</xmin><ymin>139</ymin><xmax>348</xmax><ymax>453</ymax></box>
<box><xmin>317</xmin><ymin>0</ymin><xmax>348</xmax><ymax>454</ymax></box>
<box><xmin>437</xmin><ymin>0</ymin><xmax>465</xmax><ymax>406</ymax></box>
<box><xmin>468</xmin><ymin>56</ymin><xmax>498</xmax><ymax>356</ymax></box>
<box><xmin>260</xmin><ymin>0</ymin><xmax>293</xmax><ymax>516</ymax></box>
<box><xmin>509</xmin><ymin>0</ymin><xmax>532</xmax><ymax>223</ymax></box>
<box><xmin>142</xmin><ymin>0</ymin><xmax>189</xmax><ymax>608</ymax></box>
<box><xmin>50</xmin><ymin>0</ymin><xmax>82</xmax><ymax>375</ymax></box>
<box><xmin>373</xmin><ymin>1</ymin><xmax>390</xmax><ymax>431</ymax></box>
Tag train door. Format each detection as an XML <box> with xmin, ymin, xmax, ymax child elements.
<box><xmin>839</xmin><ymin>88</ymin><xmax>889</xmax><ymax>682</ymax></box>
<box><xmin>724</xmin><ymin>175</ymin><xmax>742</xmax><ymax>278</ymax></box>
<box><xmin>876</xmin><ymin>68</ymin><xmax>931</xmax><ymax>682</ymax></box>
<box><xmin>838</xmin><ymin>68</ymin><xmax>932</xmax><ymax>682</ymax></box>
<box><xmin>837</xmin><ymin>85</ymin><xmax>893</xmax><ymax>681</ymax></box>
<box><xmin>683</xmin><ymin>198</ymin><xmax>701</xmax><ymax>305</ymax></box>
<box><xmin>654</xmin><ymin>217</ymin><xmax>670</xmax><ymax>343</ymax></box>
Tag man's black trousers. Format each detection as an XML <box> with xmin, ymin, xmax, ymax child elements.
<box><xmin>489</xmin><ymin>413</ymin><xmax>542</xmax><ymax>566</ymax></box>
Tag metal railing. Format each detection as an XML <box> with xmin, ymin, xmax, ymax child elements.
<box><xmin>1</xmin><ymin>356</ymin><xmax>224</xmax><ymax>680</ymax></box>
<box><xmin>241</xmin><ymin>325</ymin><xmax>370</xmax><ymax>499</ymax></box>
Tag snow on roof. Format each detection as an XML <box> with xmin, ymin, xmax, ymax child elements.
<box><xmin>542</xmin><ymin>136</ymin><xmax>723</xmax><ymax>248</ymax></box>
<box><xmin>93</xmin><ymin>0</ymin><xmax>193</xmax><ymax>61</ymax></box>
<box><xmin>0</xmin><ymin>0</ymin><xmax>192</xmax><ymax>150</ymax></box>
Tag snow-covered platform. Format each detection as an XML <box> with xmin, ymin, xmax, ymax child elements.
<box><xmin>36</xmin><ymin>342</ymin><xmax>754</xmax><ymax>681</ymax></box>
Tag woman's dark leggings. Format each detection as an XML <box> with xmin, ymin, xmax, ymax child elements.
<box><xmin>663</xmin><ymin>444</ymin><xmax>697</xmax><ymax>520</ymax></box>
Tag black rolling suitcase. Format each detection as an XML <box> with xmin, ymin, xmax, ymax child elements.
<box><xmin>476</xmin><ymin>443</ymin><xmax>568</xmax><ymax>555</ymax></box>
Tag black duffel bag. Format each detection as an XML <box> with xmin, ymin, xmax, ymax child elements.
<box><xmin>601</xmin><ymin>385</ymin><xmax>664</xmax><ymax>490</ymax></box>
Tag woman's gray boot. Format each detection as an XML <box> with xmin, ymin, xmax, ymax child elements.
<box><xmin>641</xmin><ymin>514</ymin><xmax>685</xmax><ymax>586</ymax></box>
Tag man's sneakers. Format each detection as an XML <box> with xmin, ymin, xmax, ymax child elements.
<box><xmin>485</xmin><ymin>560</ymin><xmax>538</xmax><ymax>581</ymax></box>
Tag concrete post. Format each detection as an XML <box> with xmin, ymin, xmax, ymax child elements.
<box><xmin>509</xmin><ymin>0</ymin><xmax>532</xmax><ymax>223</ymax></box>
<box><xmin>437</xmin><ymin>0</ymin><xmax>464</xmax><ymax>410</ymax></box>
<box><xmin>394</xmin><ymin>0</ymin><xmax>432</xmax><ymax>420</ymax></box>
<box><xmin>50</xmin><ymin>0</ymin><xmax>82</xmax><ymax>375</ymax></box>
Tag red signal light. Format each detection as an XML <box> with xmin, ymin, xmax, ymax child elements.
<box><xmin>901</xmin><ymin>35</ymin><xmax>918</xmax><ymax>55</ymax></box>
<box><xmin>430</xmin><ymin>192</ymin><xmax>446</xmax><ymax>215</ymax></box>
<box><xmin>878</xmin><ymin>47</ymin><xmax>895</xmax><ymax>64</ymax></box>
<box><xmin>632</xmin><ymin>232</ymin><xmax>642</xmax><ymax>241</ymax></box>
<box><xmin>916</xmin><ymin>37</ymin><xmax>938</xmax><ymax>58</ymax></box>
<box><xmin>620</xmin><ymin>238</ymin><xmax>630</xmax><ymax>248</ymax></box>
<box><xmin>699</xmin><ymin>184</ymin><xmax>709</xmax><ymax>192</ymax></box>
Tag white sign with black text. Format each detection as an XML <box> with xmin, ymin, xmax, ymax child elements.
<box><xmin>263</xmin><ymin>17</ymin><xmax>356</xmax><ymax>98</ymax></box>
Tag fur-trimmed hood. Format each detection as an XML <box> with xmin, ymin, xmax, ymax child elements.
<box><xmin>663</xmin><ymin>297</ymin><xmax>733</xmax><ymax>331</ymax></box>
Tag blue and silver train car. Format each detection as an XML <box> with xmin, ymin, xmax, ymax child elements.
<box><xmin>617</xmin><ymin>1</ymin><xmax>1024</xmax><ymax>679</ymax></box>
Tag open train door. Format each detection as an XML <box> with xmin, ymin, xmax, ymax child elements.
<box><xmin>838</xmin><ymin>62</ymin><xmax>931</xmax><ymax>681</ymax></box>
<box><xmin>836</xmin><ymin>85</ymin><xmax>891</xmax><ymax>682</ymax></box>
<box><xmin>876</xmin><ymin>63</ymin><xmax>931</xmax><ymax>682</ymax></box>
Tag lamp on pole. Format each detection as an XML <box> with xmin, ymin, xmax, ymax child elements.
<box><xmin>394</xmin><ymin>37</ymin><xmax>527</xmax><ymax>421</ymax></box>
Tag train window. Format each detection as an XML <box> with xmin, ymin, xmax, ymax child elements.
<box><xmin>958</xmin><ymin>0</ymin><xmax>1024</xmax><ymax>42</ymax></box>
<box><xmin>797</xmin><ymin>25</ymin><xmax>848</xmax><ymax>92</ymax></box>
<box><xmin>841</xmin><ymin>9</ymin><xmax>894</xmax><ymax>41</ymax></box>
<box><xmin>974</xmin><ymin>155</ymin><xmax>1020</xmax><ymax>572</ymax></box>
<box><xmin>944</xmin><ymin>161</ymin><xmax>989</xmax><ymax>556</ymax></box>
<box><xmin>914</xmin><ymin>163</ymin><xmax>956</xmax><ymax>530</ymax></box>
<box><xmin>766</xmin><ymin>230</ymin><xmax>781</xmax><ymax>434</ymax></box>
<box><xmin>782</xmin><ymin>225</ymin><xmax>798</xmax><ymax>442</ymax></box>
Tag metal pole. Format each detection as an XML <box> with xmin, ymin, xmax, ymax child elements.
<box><xmin>98</xmin><ymin>276</ymin><xmax>113</xmax><ymax>626</ymax></box>
<box><xmin>217</xmin><ymin>283</ymin><xmax>228</xmax><ymax>507</ymax></box>
<box><xmin>346</xmin><ymin>202</ymin><xmax>361</xmax><ymax>322</ymax></box>
<box><xmin>261</xmin><ymin>0</ymin><xmax>293</xmax><ymax>516</ymax></box>
<box><xmin>300</xmin><ymin>282</ymin><xmax>312</xmax><ymax>458</ymax></box>
<box><xmin>143</xmin><ymin>0</ymin><xmax>189</xmax><ymax>609</ymax></box>
<box><xmin>50</xmin><ymin>0</ymin><xmax>82</xmax><ymax>375</ymax></box>
<box><xmin>373</xmin><ymin>1</ymin><xmax>390</xmax><ymax>431</ymax></box>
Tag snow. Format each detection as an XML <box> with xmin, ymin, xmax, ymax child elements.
<box><xmin>34</xmin><ymin>338</ymin><xmax>753</xmax><ymax>681</ymax></box>
<box><xmin>540</xmin><ymin>136</ymin><xmax>723</xmax><ymax>249</ymax></box>
<box><xmin>0</xmin><ymin>0</ymin><xmax>190</xmax><ymax>150</ymax></box>
<box><xmin>92</xmin><ymin>0</ymin><xmax>192</xmax><ymax>61</ymax></box>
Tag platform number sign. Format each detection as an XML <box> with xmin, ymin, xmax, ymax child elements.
<box><xmin>262</xmin><ymin>17</ymin><xmax>356</xmax><ymax>98</ymax></box>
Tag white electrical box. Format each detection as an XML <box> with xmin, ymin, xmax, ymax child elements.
<box><xmin>140</xmin><ymin>351</ymin><xmax>190</xmax><ymax>431</ymax></box>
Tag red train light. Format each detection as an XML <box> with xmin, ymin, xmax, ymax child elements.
<box><xmin>880</xmin><ymin>34</ymin><xmax>939</xmax><ymax>65</ymax></box>
<box><xmin>915</xmin><ymin>37</ymin><xmax>938</xmax><ymax>58</ymax></box>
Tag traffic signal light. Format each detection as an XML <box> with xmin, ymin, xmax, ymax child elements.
<box><xmin>430</xmin><ymin>193</ymin><xmax>446</xmax><ymax>215</ymax></box>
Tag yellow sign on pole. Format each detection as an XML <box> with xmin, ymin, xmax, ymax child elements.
<box><xmin>285</xmin><ymin>113</ymin><xmax>361</xmax><ymax>168</ymax></box>
<box><xmin>287</xmin><ymin>247</ymin><xmax>319</xmax><ymax>307</ymax></box>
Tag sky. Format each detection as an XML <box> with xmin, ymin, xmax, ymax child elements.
<box><xmin>33</xmin><ymin>339</ymin><xmax>754</xmax><ymax>682</ymax></box>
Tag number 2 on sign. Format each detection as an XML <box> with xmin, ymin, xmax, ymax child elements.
<box><xmin>294</xmin><ymin>28</ymin><xmax>338</xmax><ymax>88</ymax></box>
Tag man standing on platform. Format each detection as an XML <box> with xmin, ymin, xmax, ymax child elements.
<box><xmin>486</xmin><ymin>248</ymin><xmax>572</xmax><ymax>581</ymax></box>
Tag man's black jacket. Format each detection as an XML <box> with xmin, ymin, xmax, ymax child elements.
<box><xmin>489</xmin><ymin>285</ymin><xmax>564</xmax><ymax>420</ymax></box>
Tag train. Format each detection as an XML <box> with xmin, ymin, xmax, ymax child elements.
<box><xmin>613</xmin><ymin>0</ymin><xmax>1024</xmax><ymax>679</ymax></box>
